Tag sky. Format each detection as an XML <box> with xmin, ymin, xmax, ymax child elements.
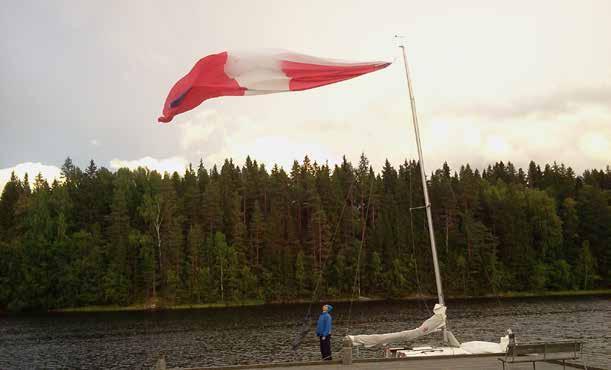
<box><xmin>1</xmin><ymin>0</ymin><xmax>610</xmax><ymax>189</ymax></box>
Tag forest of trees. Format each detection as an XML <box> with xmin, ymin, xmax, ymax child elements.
<box><xmin>0</xmin><ymin>155</ymin><xmax>609</xmax><ymax>312</ymax></box>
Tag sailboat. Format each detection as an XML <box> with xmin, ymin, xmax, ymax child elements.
<box><xmin>344</xmin><ymin>39</ymin><xmax>511</xmax><ymax>358</ymax></box>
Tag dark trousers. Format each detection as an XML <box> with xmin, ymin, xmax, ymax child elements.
<box><xmin>319</xmin><ymin>335</ymin><xmax>332</xmax><ymax>360</ymax></box>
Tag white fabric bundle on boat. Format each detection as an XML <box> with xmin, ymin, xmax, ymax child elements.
<box><xmin>460</xmin><ymin>336</ymin><xmax>509</xmax><ymax>354</ymax></box>
<box><xmin>346</xmin><ymin>304</ymin><xmax>447</xmax><ymax>347</ymax></box>
<box><xmin>396</xmin><ymin>336</ymin><xmax>509</xmax><ymax>357</ymax></box>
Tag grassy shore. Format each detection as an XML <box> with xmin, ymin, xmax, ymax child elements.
<box><xmin>52</xmin><ymin>299</ymin><xmax>265</xmax><ymax>313</ymax></box>
<box><xmin>49</xmin><ymin>289</ymin><xmax>611</xmax><ymax>313</ymax></box>
<box><xmin>479</xmin><ymin>289</ymin><xmax>611</xmax><ymax>299</ymax></box>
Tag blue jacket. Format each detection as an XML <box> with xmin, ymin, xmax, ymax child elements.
<box><xmin>316</xmin><ymin>312</ymin><xmax>332</xmax><ymax>337</ymax></box>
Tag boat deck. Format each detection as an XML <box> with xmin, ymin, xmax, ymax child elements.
<box><xmin>177</xmin><ymin>354</ymin><xmax>598</xmax><ymax>370</ymax></box>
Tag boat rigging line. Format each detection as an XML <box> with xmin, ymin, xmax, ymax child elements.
<box><xmin>291</xmin><ymin>175</ymin><xmax>358</xmax><ymax>350</ymax></box>
<box><xmin>345</xmin><ymin>171</ymin><xmax>376</xmax><ymax>336</ymax></box>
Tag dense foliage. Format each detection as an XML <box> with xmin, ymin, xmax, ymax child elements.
<box><xmin>0</xmin><ymin>156</ymin><xmax>609</xmax><ymax>311</ymax></box>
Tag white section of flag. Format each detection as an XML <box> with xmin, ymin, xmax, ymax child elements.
<box><xmin>225</xmin><ymin>51</ymin><xmax>290</xmax><ymax>94</ymax></box>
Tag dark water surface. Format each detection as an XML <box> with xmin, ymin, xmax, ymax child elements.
<box><xmin>1</xmin><ymin>295</ymin><xmax>609</xmax><ymax>369</ymax></box>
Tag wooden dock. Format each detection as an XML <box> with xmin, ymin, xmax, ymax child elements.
<box><xmin>169</xmin><ymin>354</ymin><xmax>601</xmax><ymax>370</ymax></box>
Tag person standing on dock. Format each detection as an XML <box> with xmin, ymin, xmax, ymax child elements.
<box><xmin>316</xmin><ymin>304</ymin><xmax>333</xmax><ymax>360</ymax></box>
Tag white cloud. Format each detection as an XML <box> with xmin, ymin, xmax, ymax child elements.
<box><xmin>109</xmin><ymin>156</ymin><xmax>188</xmax><ymax>175</ymax></box>
<box><xmin>90</xmin><ymin>139</ymin><xmax>100</xmax><ymax>146</ymax></box>
<box><xmin>579</xmin><ymin>133</ymin><xmax>610</xmax><ymax>162</ymax></box>
<box><xmin>0</xmin><ymin>162</ymin><xmax>62</xmax><ymax>191</ymax></box>
<box><xmin>180</xmin><ymin>110</ymin><xmax>219</xmax><ymax>150</ymax></box>
<box><xmin>484</xmin><ymin>135</ymin><xmax>511</xmax><ymax>159</ymax></box>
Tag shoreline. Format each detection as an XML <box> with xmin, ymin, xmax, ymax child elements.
<box><xmin>43</xmin><ymin>289</ymin><xmax>611</xmax><ymax>314</ymax></box>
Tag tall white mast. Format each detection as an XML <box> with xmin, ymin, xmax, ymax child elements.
<box><xmin>397</xmin><ymin>40</ymin><xmax>447</xmax><ymax>330</ymax></box>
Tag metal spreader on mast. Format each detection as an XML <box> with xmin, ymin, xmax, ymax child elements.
<box><xmin>396</xmin><ymin>37</ymin><xmax>447</xmax><ymax>342</ymax></box>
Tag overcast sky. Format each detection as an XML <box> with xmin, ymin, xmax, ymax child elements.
<box><xmin>1</xmin><ymin>0</ymin><xmax>610</xmax><ymax>188</ymax></box>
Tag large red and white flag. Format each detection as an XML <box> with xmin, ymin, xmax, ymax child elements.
<box><xmin>158</xmin><ymin>50</ymin><xmax>391</xmax><ymax>123</ymax></box>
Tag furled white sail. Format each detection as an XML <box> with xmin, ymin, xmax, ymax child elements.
<box><xmin>396</xmin><ymin>336</ymin><xmax>509</xmax><ymax>357</ymax></box>
<box><xmin>346</xmin><ymin>304</ymin><xmax>447</xmax><ymax>348</ymax></box>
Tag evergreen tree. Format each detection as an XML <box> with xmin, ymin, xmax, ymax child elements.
<box><xmin>0</xmin><ymin>172</ymin><xmax>21</xmax><ymax>239</ymax></box>
<box><xmin>249</xmin><ymin>200</ymin><xmax>265</xmax><ymax>269</ymax></box>
<box><xmin>104</xmin><ymin>169</ymin><xmax>131</xmax><ymax>304</ymax></box>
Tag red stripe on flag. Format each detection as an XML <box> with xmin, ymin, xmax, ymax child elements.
<box><xmin>281</xmin><ymin>61</ymin><xmax>390</xmax><ymax>92</ymax></box>
<box><xmin>158</xmin><ymin>52</ymin><xmax>244</xmax><ymax>123</ymax></box>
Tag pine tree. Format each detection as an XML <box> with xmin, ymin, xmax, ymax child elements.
<box><xmin>105</xmin><ymin>169</ymin><xmax>131</xmax><ymax>304</ymax></box>
<box><xmin>0</xmin><ymin>172</ymin><xmax>21</xmax><ymax>239</ymax></box>
<box><xmin>249</xmin><ymin>200</ymin><xmax>265</xmax><ymax>269</ymax></box>
<box><xmin>527</xmin><ymin>161</ymin><xmax>542</xmax><ymax>188</ymax></box>
<box><xmin>203</xmin><ymin>181</ymin><xmax>222</xmax><ymax>235</ymax></box>
<box><xmin>560</xmin><ymin>197</ymin><xmax>580</xmax><ymax>262</ymax></box>
<box><xmin>185</xmin><ymin>225</ymin><xmax>204</xmax><ymax>302</ymax></box>
<box><xmin>139</xmin><ymin>172</ymin><xmax>163</xmax><ymax>299</ymax></box>
<box><xmin>160</xmin><ymin>174</ymin><xmax>183</xmax><ymax>303</ymax></box>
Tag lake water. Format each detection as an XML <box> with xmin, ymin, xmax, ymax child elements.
<box><xmin>0</xmin><ymin>295</ymin><xmax>609</xmax><ymax>369</ymax></box>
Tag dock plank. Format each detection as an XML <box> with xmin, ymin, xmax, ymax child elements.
<box><xmin>179</xmin><ymin>355</ymin><xmax>591</xmax><ymax>370</ymax></box>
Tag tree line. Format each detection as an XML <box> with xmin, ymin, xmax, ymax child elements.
<box><xmin>0</xmin><ymin>155</ymin><xmax>609</xmax><ymax>311</ymax></box>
